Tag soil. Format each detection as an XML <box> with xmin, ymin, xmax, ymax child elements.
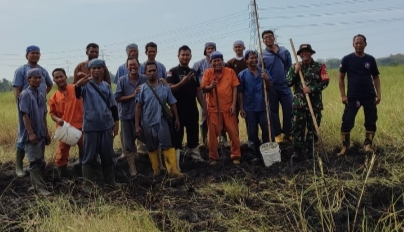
<box><xmin>0</xmin><ymin>142</ymin><xmax>403</xmax><ymax>231</ymax></box>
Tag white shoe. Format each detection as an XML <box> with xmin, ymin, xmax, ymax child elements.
<box><xmin>175</xmin><ymin>149</ymin><xmax>181</xmax><ymax>172</ymax></box>
<box><xmin>188</xmin><ymin>147</ymin><xmax>204</xmax><ymax>161</ymax></box>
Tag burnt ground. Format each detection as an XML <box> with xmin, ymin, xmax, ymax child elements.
<box><xmin>1</xmin><ymin>142</ymin><xmax>403</xmax><ymax>231</ymax></box>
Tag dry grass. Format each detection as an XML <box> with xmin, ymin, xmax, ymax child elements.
<box><xmin>1</xmin><ymin>66</ymin><xmax>404</xmax><ymax>231</ymax></box>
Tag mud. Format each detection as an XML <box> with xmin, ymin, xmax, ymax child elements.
<box><xmin>0</xmin><ymin>143</ymin><xmax>402</xmax><ymax>231</ymax></box>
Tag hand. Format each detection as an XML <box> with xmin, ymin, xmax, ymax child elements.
<box><xmin>135</xmin><ymin>125</ymin><xmax>143</xmax><ymax>138</ymax></box>
<box><xmin>294</xmin><ymin>63</ymin><xmax>301</xmax><ymax>74</ymax></box>
<box><xmin>112</xmin><ymin>122</ymin><xmax>119</xmax><ymax>137</ymax></box>
<box><xmin>302</xmin><ymin>86</ymin><xmax>311</xmax><ymax>94</ymax></box>
<box><xmin>174</xmin><ymin>119</ymin><xmax>180</xmax><ymax>131</ymax></box>
<box><xmin>134</xmin><ymin>86</ymin><xmax>141</xmax><ymax>96</ymax></box>
<box><xmin>182</xmin><ymin>72</ymin><xmax>194</xmax><ymax>83</ymax></box>
<box><xmin>240</xmin><ymin>109</ymin><xmax>246</xmax><ymax>118</ymax></box>
<box><xmin>57</xmin><ymin>119</ymin><xmax>64</xmax><ymax>126</ymax></box>
<box><xmin>45</xmin><ymin>132</ymin><xmax>51</xmax><ymax>145</ymax></box>
<box><xmin>28</xmin><ymin>132</ymin><xmax>38</xmax><ymax>144</ymax></box>
<box><xmin>210</xmin><ymin>81</ymin><xmax>217</xmax><ymax>89</ymax></box>
<box><xmin>341</xmin><ymin>95</ymin><xmax>348</xmax><ymax>105</ymax></box>
<box><xmin>77</xmin><ymin>72</ymin><xmax>87</xmax><ymax>78</ymax></box>
<box><xmin>375</xmin><ymin>96</ymin><xmax>381</xmax><ymax>105</ymax></box>
<box><xmin>159</xmin><ymin>78</ymin><xmax>168</xmax><ymax>85</ymax></box>
<box><xmin>261</xmin><ymin>72</ymin><xmax>270</xmax><ymax>81</ymax></box>
<box><xmin>230</xmin><ymin>104</ymin><xmax>236</xmax><ymax>115</ymax></box>
<box><xmin>75</xmin><ymin>75</ymin><xmax>92</xmax><ymax>87</ymax></box>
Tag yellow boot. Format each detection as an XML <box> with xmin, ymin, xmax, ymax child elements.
<box><xmin>147</xmin><ymin>150</ymin><xmax>160</xmax><ymax>176</ymax></box>
<box><xmin>337</xmin><ymin>132</ymin><xmax>350</xmax><ymax>156</ymax></box>
<box><xmin>364</xmin><ymin>131</ymin><xmax>375</xmax><ymax>153</ymax></box>
<box><xmin>163</xmin><ymin>148</ymin><xmax>184</xmax><ymax>178</ymax></box>
<box><xmin>275</xmin><ymin>134</ymin><xmax>284</xmax><ymax>143</ymax></box>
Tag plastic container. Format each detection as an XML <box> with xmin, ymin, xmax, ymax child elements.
<box><xmin>260</xmin><ymin>142</ymin><xmax>281</xmax><ymax>167</ymax></box>
<box><xmin>53</xmin><ymin>122</ymin><xmax>82</xmax><ymax>146</ymax></box>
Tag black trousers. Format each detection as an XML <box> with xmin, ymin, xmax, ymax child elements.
<box><xmin>341</xmin><ymin>97</ymin><xmax>378</xmax><ymax>132</ymax></box>
<box><xmin>172</xmin><ymin>109</ymin><xmax>199</xmax><ymax>149</ymax></box>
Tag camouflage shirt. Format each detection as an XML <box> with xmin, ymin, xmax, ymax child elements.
<box><xmin>286</xmin><ymin>60</ymin><xmax>329</xmax><ymax>111</ymax></box>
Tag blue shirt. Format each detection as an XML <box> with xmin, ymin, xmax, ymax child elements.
<box><xmin>259</xmin><ymin>45</ymin><xmax>292</xmax><ymax>86</ymax></box>
<box><xmin>114</xmin><ymin>74</ymin><xmax>147</xmax><ymax>120</ymax></box>
<box><xmin>18</xmin><ymin>87</ymin><xmax>47</xmax><ymax>143</ymax></box>
<box><xmin>340</xmin><ymin>53</ymin><xmax>379</xmax><ymax>98</ymax></box>
<box><xmin>192</xmin><ymin>58</ymin><xmax>211</xmax><ymax>83</ymax></box>
<box><xmin>12</xmin><ymin>64</ymin><xmax>53</xmax><ymax>96</ymax></box>
<box><xmin>136</xmin><ymin>81</ymin><xmax>176</xmax><ymax>126</ymax></box>
<box><xmin>79</xmin><ymin>80</ymin><xmax>117</xmax><ymax>132</ymax></box>
<box><xmin>139</xmin><ymin>61</ymin><xmax>167</xmax><ymax>79</ymax></box>
<box><xmin>238</xmin><ymin>68</ymin><xmax>269</xmax><ymax>112</ymax></box>
<box><xmin>113</xmin><ymin>63</ymin><xmax>142</xmax><ymax>84</ymax></box>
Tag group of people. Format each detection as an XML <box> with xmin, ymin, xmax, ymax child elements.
<box><xmin>11</xmin><ymin>30</ymin><xmax>381</xmax><ymax>196</ymax></box>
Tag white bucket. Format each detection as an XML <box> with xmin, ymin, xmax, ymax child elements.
<box><xmin>260</xmin><ymin>142</ymin><xmax>281</xmax><ymax>167</ymax></box>
<box><xmin>53</xmin><ymin>122</ymin><xmax>82</xmax><ymax>146</ymax></box>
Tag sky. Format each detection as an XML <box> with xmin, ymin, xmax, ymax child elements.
<box><xmin>0</xmin><ymin>0</ymin><xmax>403</xmax><ymax>80</ymax></box>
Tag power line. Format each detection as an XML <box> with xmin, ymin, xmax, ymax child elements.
<box><xmin>259</xmin><ymin>0</ymin><xmax>386</xmax><ymax>10</ymax></box>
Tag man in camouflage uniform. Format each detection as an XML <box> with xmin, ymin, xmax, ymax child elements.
<box><xmin>286</xmin><ymin>44</ymin><xmax>329</xmax><ymax>162</ymax></box>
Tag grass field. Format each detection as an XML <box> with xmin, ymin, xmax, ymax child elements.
<box><xmin>1</xmin><ymin>66</ymin><xmax>404</xmax><ymax>231</ymax></box>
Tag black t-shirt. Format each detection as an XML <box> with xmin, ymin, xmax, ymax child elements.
<box><xmin>167</xmin><ymin>65</ymin><xmax>200</xmax><ymax>113</ymax></box>
<box><xmin>339</xmin><ymin>53</ymin><xmax>379</xmax><ymax>98</ymax></box>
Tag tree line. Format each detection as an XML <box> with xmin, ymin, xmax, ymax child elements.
<box><xmin>0</xmin><ymin>55</ymin><xmax>403</xmax><ymax>93</ymax></box>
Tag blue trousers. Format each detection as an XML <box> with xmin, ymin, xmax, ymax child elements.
<box><xmin>268</xmin><ymin>85</ymin><xmax>293</xmax><ymax>137</ymax></box>
<box><xmin>83</xmin><ymin>128</ymin><xmax>114</xmax><ymax>168</ymax></box>
<box><xmin>245</xmin><ymin>110</ymin><xmax>270</xmax><ymax>146</ymax></box>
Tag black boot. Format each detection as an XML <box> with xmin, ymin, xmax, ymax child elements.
<box><xmin>364</xmin><ymin>131</ymin><xmax>375</xmax><ymax>153</ymax></box>
<box><xmin>102</xmin><ymin>165</ymin><xmax>116</xmax><ymax>186</ymax></box>
<box><xmin>30</xmin><ymin>167</ymin><xmax>52</xmax><ymax>196</ymax></box>
<box><xmin>82</xmin><ymin>165</ymin><xmax>99</xmax><ymax>193</ymax></box>
<box><xmin>57</xmin><ymin>165</ymin><xmax>68</xmax><ymax>180</ymax></box>
<box><xmin>291</xmin><ymin>150</ymin><xmax>305</xmax><ymax>164</ymax></box>
<box><xmin>337</xmin><ymin>132</ymin><xmax>350</xmax><ymax>156</ymax></box>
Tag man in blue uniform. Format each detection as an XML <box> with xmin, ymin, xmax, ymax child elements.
<box><xmin>75</xmin><ymin>59</ymin><xmax>119</xmax><ymax>190</ymax></box>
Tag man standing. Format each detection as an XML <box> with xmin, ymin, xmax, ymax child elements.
<box><xmin>135</xmin><ymin>62</ymin><xmax>183</xmax><ymax>177</ymax></box>
<box><xmin>193</xmin><ymin>42</ymin><xmax>227</xmax><ymax>146</ymax></box>
<box><xmin>286</xmin><ymin>44</ymin><xmax>329</xmax><ymax>162</ymax></box>
<box><xmin>238</xmin><ymin>50</ymin><xmax>270</xmax><ymax>158</ymax></box>
<box><xmin>19</xmin><ymin>68</ymin><xmax>52</xmax><ymax>196</ymax></box>
<box><xmin>49</xmin><ymin>68</ymin><xmax>84</xmax><ymax>179</ymax></box>
<box><xmin>114</xmin><ymin>57</ymin><xmax>147</xmax><ymax>176</ymax></box>
<box><xmin>226</xmin><ymin>40</ymin><xmax>248</xmax><ymax>75</ymax></box>
<box><xmin>260</xmin><ymin>30</ymin><xmax>293</xmax><ymax>143</ymax></box>
<box><xmin>201</xmin><ymin>51</ymin><xmax>241</xmax><ymax>165</ymax></box>
<box><xmin>167</xmin><ymin>45</ymin><xmax>207</xmax><ymax>170</ymax></box>
<box><xmin>139</xmin><ymin>42</ymin><xmax>167</xmax><ymax>79</ymax></box>
<box><xmin>73</xmin><ymin>43</ymin><xmax>111</xmax><ymax>85</ymax></box>
<box><xmin>75</xmin><ymin>59</ymin><xmax>119</xmax><ymax>190</ymax></box>
<box><xmin>114</xmin><ymin>43</ymin><xmax>139</xmax><ymax>84</ymax></box>
<box><xmin>12</xmin><ymin>45</ymin><xmax>53</xmax><ymax>177</ymax></box>
<box><xmin>338</xmin><ymin>34</ymin><xmax>381</xmax><ymax>155</ymax></box>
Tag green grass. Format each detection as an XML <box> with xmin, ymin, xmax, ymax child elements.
<box><xmin>1</xmin><ymin>66</ymin><xmax>404</xmax><ymax>231</ymax></box>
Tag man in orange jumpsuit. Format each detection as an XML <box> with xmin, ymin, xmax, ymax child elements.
<box><xmin>49</xmin><ymin>68</ymin><xmax>84</xmax><ymax>179</ymax></box>
<box><xmin>201</xmin><ymin>51</ymin><xmax>241</xmax><ymax>165</ymax></box>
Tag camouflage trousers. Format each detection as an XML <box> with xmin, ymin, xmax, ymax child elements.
<box><xmin>292</xmin><ymin>109</ymin><xmax>322</xmax><ymax>150</ymax></box>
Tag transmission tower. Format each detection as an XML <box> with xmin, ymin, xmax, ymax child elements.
<box><xmin>249</xmin><ymin>0</ymin><xmax>258</xmax><ymax>51</ymax></box>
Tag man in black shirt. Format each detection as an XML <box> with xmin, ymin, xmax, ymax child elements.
<box><xmin>338</xmin><ymin>34</ymin><xmax>381</xmax><ymax>155</ymax></box>
<box><xmin>167</xmin><ymin>45</ymin><xmax>207</xmax><ymax>170</ymax></box>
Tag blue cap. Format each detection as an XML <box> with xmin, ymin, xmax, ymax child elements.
<box><xmin>87</xmin><ymin>59</ymin><xmax>105</xmax><ymax>68</ymax></box>
<box><xmin>210</xmin><ymin>51</ymin><xmax>223</xmax><ymax>60</ymax></box>
<box><xmin>126</xmin><ymin>43</ymin><xmax>138</xmax><ymax>52</ymax></box>
<box><xmin>233</xmin><ymin>40</ymin><xmax>245</xmax><ymax>48</ymax></box>
<box><xmin>27</xmin><ymin>68</ymin><xmax>42</xmax><ymax>78</ymax></box>
<box><xmin>26</xmin><ymin>45</ymin><xmax>40</xmax><ymax>54</ymax></box>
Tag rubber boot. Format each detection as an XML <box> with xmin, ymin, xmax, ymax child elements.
<box><xmin>147</xmin><ymin>150</ymin><xmax>161</xmax><ymax>176</ymax></box>
<box><xmin>275</xmin><ymin>135</ymin><xmax>284</xmax><ymax>144</ymax></box>
<box><xmin>72</xmin><ymin>150</ymin><xmax>83</xmax><ymax>169</ymax></box>
<box><xmin>163</xmin><ymin>148</ymin><xmax>184</xmax><ymax>178</ymax></box>
<box><xmin>82</xmin><ymin>165</ymin><xmax>98</xmax><ymax>193</ymax></box>
<box><xmin>102</xmin><ymin>165</ymin><xmax>116</xmax><ymax>186</ymax></box>
<box><xmin>30</xmin><ymin>168</ymin><xmax>52</xmax><ymax>196</ymax></box>
<box><xmin>364</xmin><ymin>131</ymin><xmax>375</xmax><ymax>153</ymax></box>
<box><xmin>188</xmin><ymin>147</ymin><xmax>204</xmax><ymax>161</ymax></box>
<box><xmin>337</xmin><ymin>132</ymin><xmax>350</xmax><ymax>156</ymax></box>
<box><xmin>175</xmin><ymin>149</ymin><xmax>181</xmax><ymax>172</ymax></box>
<box><xmin>283</xmin><ymin>134</ymin><xmax>293</xmax><ymax>142</ymax></box>
<box><xmin>126</xmin><ymin>152</ymin><xmax>137</xmax><ymax>176</ymax></box>
<box><xmin>291</xmin><ymin>150</ymin><xmax>305</xmax><ymax>164</ymax></box>
<box><xmin>57</xmin><ymin>165</ymin><xmax>68</xmax><ymax>180</ymax></box>
<box><xmin>15</xmin><ymin>148</ymin><xmax>26</xmax><ymax>177</ymax></box>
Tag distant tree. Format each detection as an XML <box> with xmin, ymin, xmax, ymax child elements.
<box><xmin>0</xmin><ymin>78</ymin><xmax>13</xmax><ymax>92</ymax></box>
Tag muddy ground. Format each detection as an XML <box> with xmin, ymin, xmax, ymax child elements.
<box><xmin>0</xmin><ymin>142</ymin><xmax>403</xmax><ymax>231</ymax></box>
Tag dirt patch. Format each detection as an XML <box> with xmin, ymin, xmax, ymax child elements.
<box><xmin>0</xmin><ymin>143</ymin><xmax>403</xmax><ymax>231</ymax></box>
